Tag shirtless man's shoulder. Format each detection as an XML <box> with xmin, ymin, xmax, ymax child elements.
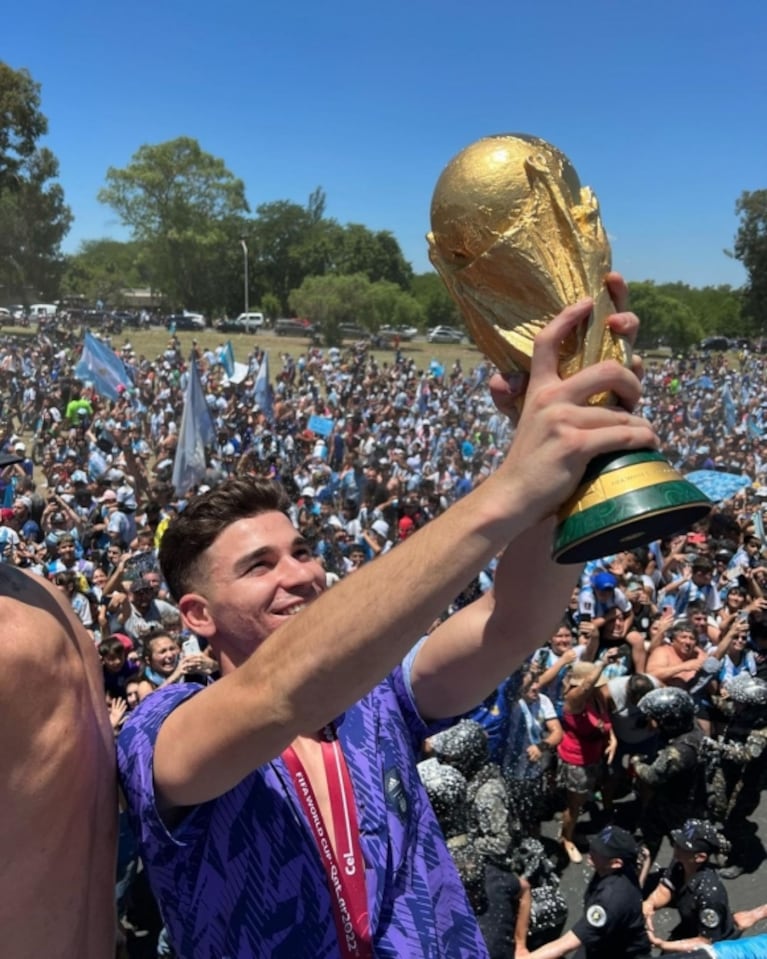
<box><xmin>0</xmin><ymin>566</ymin><xmax>117</xmax><ymax>959</ymax></box>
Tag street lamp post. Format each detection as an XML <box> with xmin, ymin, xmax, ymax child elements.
<box><xmin>240</xmin><ymin>237</ymin><xmax>249</xmax><ymax>317</ymax></box>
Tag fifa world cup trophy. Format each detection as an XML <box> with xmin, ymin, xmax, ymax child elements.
<box><xmin>428</xmin><ymin>134</ymin><xmax>710</xmax><ymax>562</ymax></box>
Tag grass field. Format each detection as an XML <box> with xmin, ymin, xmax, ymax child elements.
<box><xmin>4</xmin><ymin>321</ymin><xmax>685</xmax><ymax>378</ymax></box>
<box><xmin>4</xmin><ymin>322</ymin><xmax>486</xmax><ymax>375</ymax></box>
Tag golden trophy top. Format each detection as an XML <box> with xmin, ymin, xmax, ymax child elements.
<box><xmin>427</xmin><ymin>133</ymin><xmax>628</xmax><ymax>386</ymax></box>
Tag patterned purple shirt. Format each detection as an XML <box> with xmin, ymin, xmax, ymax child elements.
<box><xmin>117</xmin><ymin>666</ymin><xmax>488</xmax><ymax>958</ymax></box>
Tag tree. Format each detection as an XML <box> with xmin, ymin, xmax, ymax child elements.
<box><xmin>627</xmin><ymin>282</ymin><xmax>703</xmax><ymax>350</ymax></box>
<box><xmin>367</xmin><ymin>279</ymin><xmax>424</xmax><ymax>330</ymax></box>
<box><xmin>0</xmin><ymin>62</ymin><xmax>47</xmax><ymax>193</ymax></box>
<box><xmin>411</xmin><ymin>272</ymin><xmax>462</xmax><ymax>328</ymax></box>
<box><xmin>247</xmin><ymin>191</ymin><xmax>335</xmax><ymax>313</ymax></box>
<box><xmin>0</xmin><ymin>63</ymin><xmax>72</xmax><ymax>301</ymax></box>
<box><xmin>731</xmin><ymin>190</ymin><xmax>767</xmax><ymax>332</ymax></box>
<box><xmin>61</xmin><ymin>238</ymin><xmax>149</xmax><ymax>305</ymax></box>
<box><xmin>98</xmin><ymin>137</ymin><xmax>249</xmax><ymax>313</ymax></box>
<box><xmin>288</xmin><ymin>273</ymin><xmax>372</xmax><ymax>344</ymax></box>
<box><xmin>328</xmin><ymin>224</ymin><xmax>413</xmax><ymax>289</ymax></box>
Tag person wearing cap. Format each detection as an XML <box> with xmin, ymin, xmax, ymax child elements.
<box><xmin>12</xmin><ymin>496</ymin><xmax>43</xmax><ymax>543</ymax></box>
<box><xmin>362</xmin><ymin>517</ymin><xmax>392</xmax><ymax>556</ymax></box>
<box><xmin>115</xmin><ymin>287</ymin><xmax>659</xmax><ymax>957</ymax></box>
<box><xmin>643</xmin><ymin>818</ymin><xmax>767</xmax><ymax>953</ymax></box>
<box><xmin>556</xmin><ymin>658</ymin><xmax>618</xmax><ymax>864</ymax></box>
<box><xmin>101</xmin><ymin>485</ymin><xmax>138</xmax><ymax>549</ymax></box>
<box><xmin>526</xmin><ymin>825</ymin><xmax>651</xmax><ymax>959</ymax></box>
<box><xmin>579</xmin><ymin>571</ymin><xmax>632</xmax><ymax>632</ymax></box>
<box><xmin>110</xmin><ymin>575</ymin><xmax>181</xmax><ymax>645</ymax></box>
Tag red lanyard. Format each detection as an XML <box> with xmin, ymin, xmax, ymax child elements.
<box><xmin>282</xmin><ymin>726</ymin><xmax>373</xmax><ymax>958</ymax></box>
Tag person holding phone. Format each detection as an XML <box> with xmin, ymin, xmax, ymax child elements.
<box><xmin>135</xmin><ymin>630</ymin><xmax>217</xmax><ymax>701</ymax></box>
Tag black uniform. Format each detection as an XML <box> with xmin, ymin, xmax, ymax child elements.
<box><xmin>660</xmin><ymin>860</ymin><xmax>737</xmax><ymax>943</ymax></box>
<box><xmin>571</xmin><ymin>869</ymin><xmax>651</xmax><ymax>959</ymax></box>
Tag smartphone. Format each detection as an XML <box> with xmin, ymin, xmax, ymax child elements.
<box><xmin>182</xmin><ymin>636</ymin><xmax>201</xmax><ymax>657</ymax></box>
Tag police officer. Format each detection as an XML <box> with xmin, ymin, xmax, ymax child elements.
<box><xmin>631</xmin><ymin>687</ymin><xmax>706</xmax><ymax>866</ymax></box>
<box><xmin>643</xmin><ymin>818</ymin><xmax>767</xmax><ymax>953</ymax></box>
<box><xmin>703</xmin><ymin>674</ymin><xmax>767</xmax><ymax>878</ymax></box>
<box><xmin>525</xmin><ymin>825</ymin><xmax>651</xmax><ymax>959</ymax></box>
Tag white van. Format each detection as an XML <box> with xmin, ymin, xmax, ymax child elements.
<box><xmin>236</xmin><ymin>312</ymin><xmax>265</xmax><ymax>331</ymax></box>
<box><xmin>29</xmin><ymin>303</ymin><xmax>59</xmax><ymax>318</ymax></box>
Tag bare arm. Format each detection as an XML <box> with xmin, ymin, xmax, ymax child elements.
<box><xmin>526</xmin><ymin>929</ymin><xmax>582</xmax><ymax>959</ymax></box>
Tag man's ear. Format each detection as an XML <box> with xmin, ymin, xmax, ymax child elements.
<box><xmin>178</xmin><ymin>593</ymin><xmax>215</xmax><ymax>638</ymax></box>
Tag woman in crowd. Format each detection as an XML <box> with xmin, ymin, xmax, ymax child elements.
<box><xmin>556</xmin><ymin>657</ymin><xmax>617</xmax><ymax>863</ymax></box>
<box><xmin>501</xmin><ymin>665</ymin><xmax>563</xmax><ymax>839</ymax></box>
<box><xmin>135</xmin><ymin>630</ymin><xmax>216</xmax><ymax>701</ymax></box>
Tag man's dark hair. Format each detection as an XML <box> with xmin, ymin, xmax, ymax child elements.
<box><xmin>159</xmin><ymin>476</ymin><xmax>291</xmax><ymax>602</ymax></box>
<box><xmin>669</xmin><ymin>619</ymin><xmax>696</xmax><ymax>639</ymax></box>
<box><xmin>627</xmin><ymin>673</ymin><xmax>655</xmax><ymax>705</ymax></box>
<box><xmin>98</xmin><ymin>636</ymin><xmax>126</xmax><ymax>659</ymax></box>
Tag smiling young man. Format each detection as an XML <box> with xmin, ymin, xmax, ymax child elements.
<box><xmin>117</xmin><ymin>286</ymin><xmax>660</xmax><ymax>958</ymax></box>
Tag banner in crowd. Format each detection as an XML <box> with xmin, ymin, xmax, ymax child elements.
<box><xmin>254</xmin><ymin>352</ymin><xmax>274</xmax><ymax>421</ymax></box>
<box><xmin>308</xmin><ymin>415</ymin><xmax>334</xmax><ymax>437</ymax></box>
<box><xmin>172</xmin><ymin>357</ymin><xmax>216</xmax><ymax>494</ymax></box>
<box><xmin>74</xmin><ymin>332</ymin><xmax>129</xmax><ymax>401</ymax></box>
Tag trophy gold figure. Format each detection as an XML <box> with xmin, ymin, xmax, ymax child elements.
<box><xmin>427</xmin><ymin>133</ymin><xmax>710</xmax><ymax>563</ymax></box>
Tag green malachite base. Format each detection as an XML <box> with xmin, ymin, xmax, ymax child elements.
<box><xmin>552</xmin><ymin>449</ymin><xmax>712</xmax><ymax>565</ymax></box>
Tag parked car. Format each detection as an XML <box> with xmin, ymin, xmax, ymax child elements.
<box><xmin>111</xmin><ymin>310</ymin><xmax>139</xmax><ymax>327</ymax></box>
<box><xmin>339</xmin><ymin>323</ymin><xmax>369</xmax><ymax>340</ymax></box>
<box><xmin>378</xmin><ymin>325</ymin><xmax>417</xmax><ymax>342</ymax></box>
<box><xmin>700</xmin><ymin>336</ymin><xmax>730</xmax><ymax>351</ymax></box>
<box><xmin>216</xmin><ymin>312</ymin><xmax>265</xmax><ymax>333</ymax></box>
<box><xmin>427</xmin><ymin>325</ymin><xmax>465</xmax><ymax>344</ymax></box>
<box><xmin>166</xmin><ymin>312</ymin><xmax>206</xmax><ymax>331</ymax></box>
<box><xmin>29</xmin><ymin>303</ymin><xmax>59</xmax><ymax>318</ymax></box>
<box><xmin>275</xmin><ymin>318</ymin><xmax>315</xmax><ymax>337</ymax></box>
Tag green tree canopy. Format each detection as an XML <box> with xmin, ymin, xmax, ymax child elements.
<box><xmin>288</xmin><ymin>273</ymin><xmax>372</xmax><ymax>343</ymax></box>
<box><xmin>0</xmin><ymin>62</ymin><xmax>48</xmax><ymax>193</ymax></box>
<box><xmin>731</xmin><ymin>189</ymin><xmax>767</xmax><ymax>332</ymax></box>
<box><xmin>61</xmin><ymin>238</ymin><xmax>150</xmax><ymax>305</ymax></box>
<box><xmin>98</xmin><ymin>137</ymin><xmax>249</xmax><ymax>313</ymax></box>
<box><xmin>410</xmin><ymin>272</ymin><xmax>462</xmax><ymax>328</ymax></box>
<box><xmin>289</xmin><ymin>273</ymin><xmax>424</xmax><ymax>345</ymax></box>
<box><xmin>627</xmin><ymin>281</ymin><xmax>703</xmax><ymax>350</ymax></box>
<box><xmin>0</xmin><ymin>63</ymin><xmax>71</xmax><ymax>301</ymax></box>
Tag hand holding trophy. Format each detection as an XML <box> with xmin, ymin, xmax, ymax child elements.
<box><xmin>427</xmin><ymin>133</ymin><xmax>710</xmax><ymax>563</ymax></box>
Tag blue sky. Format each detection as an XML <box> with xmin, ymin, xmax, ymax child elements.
<box><xmin>5</xmin><ymin>0</ymin><xmax>766</xmax><ymax>288</ymax></box>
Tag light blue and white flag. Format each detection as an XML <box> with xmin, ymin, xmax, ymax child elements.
<box><xmin>74</xmin><ymin>332</ymin><xmax>129</xmax><ymax>401</ymax></box>
<box><xmin>254</xmin><ymin>352</ymin><xmax>274</xmax><ymax>422</ymax></box>
<box><xmin>172</xmin><ymin>358</ymin><xmax>217</xmax><ymax>495</ymax></box>
<box><xmin>722</xmin><ymin>382</ymin><xmax>737</xmax><ymax>434</ymax></box>
<box><xmin>218</xmin><ymin>340</ymin><xmax>235</xmax><ymax>378</ymax></box>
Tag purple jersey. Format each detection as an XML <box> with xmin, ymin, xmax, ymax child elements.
<box><xmin>117</xmin><ymin>666</ymin><xmax>488</xmax><ymax>958</ymax></box>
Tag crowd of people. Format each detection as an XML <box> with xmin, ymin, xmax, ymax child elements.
<box><xmin>3</xmin><ymin>295</ymin><xmax>767</xmax><ymax>958</ymax></box>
